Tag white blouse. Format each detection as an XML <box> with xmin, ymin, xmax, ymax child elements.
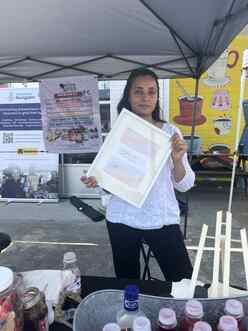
<box><xmin>106</xmin><ymin>123</ymin><xmax>195</xmax><ymax>230</ymax></box>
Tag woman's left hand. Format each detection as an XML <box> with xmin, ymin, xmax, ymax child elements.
<box><xmin>171</xmin><ymin>133</ymin><xmax>187</xmax><ymax>162</ymax></box>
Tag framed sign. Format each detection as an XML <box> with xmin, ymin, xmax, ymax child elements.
<box><xmin>87</xmin><ymin>109</ymin><xmax>171</xmax><ymax>207</ymax></box>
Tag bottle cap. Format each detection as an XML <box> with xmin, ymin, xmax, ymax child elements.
<box><xmin>193</xmin><ymin>321</ymin><xmax>212</xmax><ymax>331</ymax></box>
<box><xmin>0</xmin><ymin>266</ymin><xmax>14</xmax><ymax>293</ymax></box>
<box><xmin>133</xmin><ymin>317</ymin><xmax>151</xmax><ymax>331</ymax></box>
<box><xmin>124</xmin><ymin>285</ymin><xmax>139</xmax><ymax>311</ymax></box>
<box><xmin>218</xmin><ymin>315</ymin><xmax>238</xmax><ymax>331</ymax></box>
<box><xmin>124</xmin><ymin>285</ymin><xmax>139</xmax><ymax>301</ymax></box>
<box><xmin>102</xmin><ymin>323</ymin><xmax>121</xmax><ymax>331</ymax></box>
<box><xmin>158</xmin><ymin>308</ymin><xmax>177</xmax><ymax>328</ymax></box>
<box><xmin>224</xmin><ymin>299</ymin><xmax>244</xmax><ymax>318</ymax></box>
<box><xmin>63</xmin><ymin>251</ymin><xmax>77</xmax><ymax>264</ymax></box>
<box><xmin>185</xmin><ymin>300</ymin><xmax>204</xmax><ymax>319</ymax></box>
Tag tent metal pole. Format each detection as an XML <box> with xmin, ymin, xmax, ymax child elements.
<box><xmin>108</xmin><ymin>54</ymin><xmax>194</xmax><ymax>77</ymax></box>
<box><xmin>138</xmin><ymin>0</ymin><xmax>196</xmax><ymax>76</ymax></box>
<box><xmin>184</xmin><ymin>76</ymin><xmax>200</xmax><ymax>239</ymax></box>
<box><xmin>228</xmin><ymin>66</ymin><xmax>247</xmax><ymax>212</ymax></box>
<box><xmin>138</xmin><ymin>0</ymin><xmax>197</xmax><ymax>56</ymax></box>
<box><xmin>110</xmin><ymin>64</ymin><xmax>191</xmax><ymax>79</ymax></box>
<box><xmin>214</xmin><ymin>1</ymin><xmax>248</xmax><ymax>27</ymax></box>
<box><xmin>212</xmin><ymin>0</ymin><xmax>237</xmax><ymax>54</ymax></box>
<box><xmin>189</xmin><ymin>77</ymin><xmax>200</xmax><ymax>162</ymax></box>
<box><xmin>60</xmin><ymin>153</ymin><xmax>65</xmax><ymax>198</ymax></box>
<box><xmin>0</xmin><ymin>57</ymin><xmax>29</xmax><ymax>69</ymax></box>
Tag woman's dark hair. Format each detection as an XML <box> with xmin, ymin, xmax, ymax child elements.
<box><xmin>117</xmin><ymin>68</ymin><xmax>161</xmax><ymax>122</ymax></box>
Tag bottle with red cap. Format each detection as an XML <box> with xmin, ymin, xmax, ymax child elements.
<box><xmin>218</xmin><ymin>315</ymin><xmax>238</xmax><ymax>331</ymax></box>
<box><xmin>157</xmin><ymin>308</ymin><xmax>177</xmax><ymax>331</ymax></box>
<box><xmin>180</xmin><ymin>300</ymin><xmax>204</xmax><ymax>331</ymax></box>
<box><xmin>224</xmin><ymin>299</ymin><xmax>245</xmax><ymax>331</ymax></box>
<box><xmin>193</xmin><ymin>321</ymin><xmax>212</xmax><ymax>331</ymax></box>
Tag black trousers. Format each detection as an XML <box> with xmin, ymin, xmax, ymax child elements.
<box><xmin>106</xmin><ymin>221</ymin><xmax>192</xmax><ymax>282</ymax></box>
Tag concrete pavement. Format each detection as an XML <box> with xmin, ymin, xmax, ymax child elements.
<box><xmin>0</xmin><ymin>183</ymin><xmax>247</xmax><ymax>289</ymax></box>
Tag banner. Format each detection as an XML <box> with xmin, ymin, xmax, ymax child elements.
<box><xmin>0</xmin><ymin>88</ymin><xmax>45</xmax><ymax>151</ymax></box>
<box><xmin>40</xmin><ymin>76</ymin><xmax>102</xmax><ymax>153</ymax></box>
<box><xmin>0</xmin><ymin>87</ymin><xmax>59</xmax><ymax>201</ymax></box>
<box><xmin>0</xmin><ymin>152</ymin><xmax>59</xmax><ymax>200</ymax></box>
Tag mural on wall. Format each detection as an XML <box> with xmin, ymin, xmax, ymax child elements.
<box><xmin>202</xmin><ymin>49</ymin><xmax>239</xmax><ymax>88</ymax></box>
<box><xmin>169</xmin><ymin>35</ymin><xmax>248</xmax><ymax>156</ymax></box>
<box><xmin>210</xmin><ymin>90</ymin><xmax>231</xmax><ymax>111</ymax></box>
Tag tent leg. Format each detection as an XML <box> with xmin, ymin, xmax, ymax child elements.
<box><xmin>189</xmin><ymin>77</ymin><xmax>200</xmax><ymax>162</ymax></box>
<box><xmin>183</xmin><ymin>193</ymin><xmax>189</xmax><ymax>239</ymax></box>
<box><xmin>183</xmin><ymin>77</ymin><xmax>200</xmax><ymax>239</ymax></box>
<box><xmin>60</xmin><ymin>153</ymin><xmax>65</xmax><ymax>198</ymax></box>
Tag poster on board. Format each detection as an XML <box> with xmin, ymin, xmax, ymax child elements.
<box><xmin>40</xmin><ymin>76</ymin><xmax>102</xmax><ymax>153</ymax></box>
<box><xmin>0</xmin><ymin>88</ymin><xmax>45</xmax><ymax>152</ymax></box>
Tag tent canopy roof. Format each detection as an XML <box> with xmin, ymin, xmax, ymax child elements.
<box><xmin>1</xmin><ymin>0</ymin><xmax>248</xmax><ymax>82</ymax></box>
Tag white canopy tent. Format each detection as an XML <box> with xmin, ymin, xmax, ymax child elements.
<box><xmin>0</xmin><ymin>0</ymin><xmax>247</xmax><ymax>82</ymax></box>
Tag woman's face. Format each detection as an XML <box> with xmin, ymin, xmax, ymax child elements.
<box><xmin>128</xmin><ymin>75</ymin><xmax>158</xmax><ymax>119</ymax></box>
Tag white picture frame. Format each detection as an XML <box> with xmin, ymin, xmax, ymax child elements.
<box><xmin>87</xmin><ymin>109</ymin><xmax>172</xmax><ymax>208</ymax></box>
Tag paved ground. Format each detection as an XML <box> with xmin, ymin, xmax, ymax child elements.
<box><xmin>0</xmin><ymin>182</ymin><xmax>247</xmax><ymax>289</ymax></box>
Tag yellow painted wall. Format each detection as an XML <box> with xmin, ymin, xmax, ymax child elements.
<box><xmin>169</xmin><ymin>36</ymin><xmax>248</xmax><ymax>153</ymax></box>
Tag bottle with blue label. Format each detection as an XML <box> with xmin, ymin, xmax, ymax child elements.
<box><xmin>116</xmin><ymin>285</ymin><xmax>146</xmax><ymax>331</ymax></box>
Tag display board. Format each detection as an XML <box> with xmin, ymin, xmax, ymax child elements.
<box><xmin>0</xmin><ymin>88</ymin><xmax>59</xmax><ymax>201</ymax></box>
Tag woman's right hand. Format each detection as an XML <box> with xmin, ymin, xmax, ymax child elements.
<box><xmin>80</xmin><ymin>176</ymin><xmax>98</xmax><ymax>188</ymax></box>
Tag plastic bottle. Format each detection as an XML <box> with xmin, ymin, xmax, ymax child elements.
<box><xmin>180</xmin><ymin>300</ymin><xmax>204</xmax><ymax>331</ymax></box>
<box><xmin>157</xmin><ymin>308</ymin><xmax>177</xmax><ymax>331</ymax></box>
<box><xmin>116</xmin><ymin>285</ymin><xmax>146</xmax><ymax>330</ymax></box>
<box><xmin>224</xmin><ymin>299</ymin><xmax>245</xmax><ymax>331</ymax></box>
<box><xmin>62</xmin><ymin>251</ymin><xmax>81</xmax><ymax>298</ymax></box>
<box><xmin>218</xmin><ymin>315</ymin><xmax>238</xmax><ymax>331</ymax></box>
<box><xmin>133</xmin><ymin>316</ymin><xmax>151</xmax><ymax>331</ymax></box>
<box><xmin>103</xmin><ymin>323</ymin><xmax>121</xmax><ymax>331</ymax></box>
<box><xmin>193</xmin><ymin>321</ymin><xmax>212</xmax><ymax>331</ymax></box>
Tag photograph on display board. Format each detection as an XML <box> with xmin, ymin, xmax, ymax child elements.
<box><xmin>169</xmin><ymin>35</ymin><xmax>248</xmax><ymax>170</ymax></box>
<box><xmin>40</xmin><ymin>76</ymin><xmax>102</xmax><ymax>154</ymax></box>
<box><xmin>0</xmin><ymin>152</ymin><xmax>59</xmax><ymax>200</ymax></box>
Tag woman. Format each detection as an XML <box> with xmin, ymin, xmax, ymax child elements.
<box><xmin>81</xmin><ymin>68</ymin><xmax>195</xmax><ymax>281</ymax></box>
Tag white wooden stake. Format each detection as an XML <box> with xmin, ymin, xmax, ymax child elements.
<box><xmin>210</xmin><ymin>211</ymin><xmax>222</xmax><ymax>297</ymax></box>
<box><xmin>240</xmin><ymin>228</ymin><xmax>248</xmax><ymax>290</ymax></box>
<box><xmin>223</xmin><ymin>211</ymin><xmax>232</xmax><ymax>297</ymax></box>
<box><xmin>189</xmin><ymin>224</ymin><xmax>208</xmax><ymax>297</ymax></box>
